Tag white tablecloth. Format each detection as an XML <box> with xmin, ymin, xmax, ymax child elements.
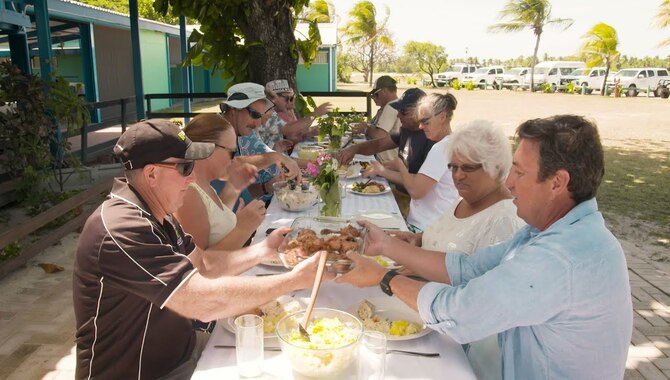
<box><xmin>191</xmin><ymin>153</ymin><xmax>475</xmax><ymax>379</ymax></box>
<box><xmin>191</xmin><ymin>279</ymin><xmax>475</xmax><ymax>379</ymax></box>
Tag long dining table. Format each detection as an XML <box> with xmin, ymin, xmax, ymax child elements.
<box><xmin>190</xmin><ymin>153</ymin><xmax>476</xmax><ymax>379</ymax></box>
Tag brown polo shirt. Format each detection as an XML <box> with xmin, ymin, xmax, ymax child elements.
<box><xmin>73</xmin><ymin>178</ymin><xmax>197</xmax><ymax>379</ymax></box>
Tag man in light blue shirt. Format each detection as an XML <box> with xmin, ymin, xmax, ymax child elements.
<box><xmin>339</xmin><ymin>115</ymin><xmax>633</xmax><ymax>379</ymax></box>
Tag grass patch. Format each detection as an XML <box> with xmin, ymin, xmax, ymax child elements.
<box><xmin>599</xmin><ymin>146</ymin><xmax>670</xmax><ymax>246</ymax></box>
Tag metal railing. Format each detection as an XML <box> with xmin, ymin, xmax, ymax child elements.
<box><xmin>144</xmin><ymin>91</ymin><xmax>373</xmax><ymax>120</ymax></box>
<box><xmin>75</xmin><ymin>97</ymin><xmax>135</xmax><ymax>163</ymax></box>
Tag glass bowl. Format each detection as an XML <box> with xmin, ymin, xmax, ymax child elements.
<box><xmin>277</xmin><ymin>217</ymin><xmax>366</xmax><ymax>274</ymax></box>
<box><xmin>297</xmin><ymin>145</ymin><xmax>326</xmax><ymax>160</ymax></box>
<box><xmin>272</xmin><ymin>181</ymin><xmax>318</xmax><ymax>212</ymax></box>
<box><xmin>276</xmin><ymin>308</ymin><xmax>363</xmax><ymax>378</ymax></box>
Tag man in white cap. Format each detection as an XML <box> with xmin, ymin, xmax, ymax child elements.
<box><xmin>218</xmin><ymin>82</ymin><xmax>301</xmax><ymax>201</ymax></box>
<box><xmin>259</xmin><ymin>79</ymin><xmax>332</xmax><ymax>150</ymax></box>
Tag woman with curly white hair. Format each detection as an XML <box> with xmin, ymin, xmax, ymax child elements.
<box><xmin>367</xmin><ymin>119</ymin><xmax>525</xmax><ymax>380</ymax></box>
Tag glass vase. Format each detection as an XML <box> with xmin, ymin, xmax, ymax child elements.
<box><xmin>328</xmin><ymin>134</ymin><xmax>342</xmax><ymax>151</ymax></box>
<box><xmin>318</xmin><ymin>181</ymin><xmax>342</xmax><ymax>217</ymax></box>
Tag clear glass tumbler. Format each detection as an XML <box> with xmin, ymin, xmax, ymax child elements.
<box><xmin>235</xmin><ymin>314</ymin><xmax>264</xmax><ymax>378</ymax></box>
<box><xmin>357</xmin><ymin>330</ymin><xmax>387</xmax><ymax>380</ymax></box>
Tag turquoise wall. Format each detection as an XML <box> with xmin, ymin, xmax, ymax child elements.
<box><xmin>139</xmin><ymin>29</ymin><xmax>169</xmax><ymax>110</ymax></box>
<box><xmin>53</xmin><ymin>53</ymin><xmax>84</xmax><ymax>84</ymax></box>
<box><xmin>296</xmin><ymin>47</ymin><xmax>336</xmax><ymax>92</ymax></box>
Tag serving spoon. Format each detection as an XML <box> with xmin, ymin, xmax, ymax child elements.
<box><xmin>298</xmin><ymin>250</ymin><xmax>329</xmax><ymax>341</ymax></box>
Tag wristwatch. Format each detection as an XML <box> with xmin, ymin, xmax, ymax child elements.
<box><xmin>380</xmin><ymin>270</ymin><xmax>399</xmax><ymax>296</ymax></box>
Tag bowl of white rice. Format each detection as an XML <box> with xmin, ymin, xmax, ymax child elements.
<box><xmin>276</xmin><ymin>308</ymin><xmax>363</xmax><ymax>378</ymax></box>
<box><xmin>273</xmin><ymin>180</ymin><xmax>318</xmax><ymax>212</ymax></box>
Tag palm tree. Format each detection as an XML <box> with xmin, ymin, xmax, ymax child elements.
<box><xmin>580</xmin><ymin>23</ymin><xmax>620</xmax><ymax>95</ymax></box>
<box><xmin>340</xmin><ymin>1</ymin><xmax>394</xmax><ymax>85</ymax></box>
<box><xmin>303</xmin><ymin>0</ymin><xmax>333</xmax><ymax>23</ymax></box>
<box><xmin>654</xmin><ymin>0</ymin><xmax>670</xmax><ymax>47</ymax></box>
<box><xmin>488</xmin><ymin>0</ymin><xmax>573</xmax><ymax>91</ymax></box>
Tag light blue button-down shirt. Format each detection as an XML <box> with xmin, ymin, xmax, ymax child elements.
<box><xmin>418</xmin><ymin>198</ymin><xmax>632</xmax><ymax>379</ymax></box>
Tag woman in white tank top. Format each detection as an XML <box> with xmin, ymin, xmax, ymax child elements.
<box><xmin>175</xmin><ymin>114</ymin><xmax>266</xmax><ymax>256</ymax></box>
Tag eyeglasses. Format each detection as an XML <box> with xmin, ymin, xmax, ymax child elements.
<box><xmin>372</xmin><ymin>89</ymin><xmax>382</xmax><ymax>98</ymax></box>
<box><xmin>418</xmin><ymin>115</ymin><xmax>434</xmax><ymax>125</ymax></box>
<box><xmin>152</xmin><ymin>161</ymin><xmax>195</xmax><ymax>176</ymax></box>
<box><xmin>214</xmin><ymin>143</ymin><xmax>236</xmax><ymax>159</ymax></box>
<box><xmin>245</xmin><ymin>106</ymin><xmax>263</xmax><ymax>120</ymax></box>
<box><xmin>280</xmin><ymin>94</ymin><xmax>295</xmax><ymax>102</ymax></box>
<box><xmin>447</xmin><ymin>163</ymin><xmax>483</xmax><ymax>173</ymax></box>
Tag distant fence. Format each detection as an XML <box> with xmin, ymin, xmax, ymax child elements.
<box><xmin>145</xmin><ymin>91</ymin><xmax>373</xmax><ymax>120</ymax></box>
<box><xmin>74</xmin><ymin>97</ymin><xmax>135</xmax><ymax>164</ymax></box>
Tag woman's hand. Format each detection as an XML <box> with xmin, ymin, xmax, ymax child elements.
<box><xmin>384</xmin><ymin>158</ymin><xmax>404</xmax><ymax>172</ymax></box>
<box><xmin>335</xmin><ymin>251</ymin><xmax>387</xmax><ymax>288</ymax></box>
<box><xmin>225</xmin><ymin>158</ymin><xmax>258</xmax><ymax>192</ymax></box>
<box><xmin>235</xmin><ymin>199</ymin><xmax>265</xmax><ymax>232</ymax></box>
<box><xmin>258</xmin><ymin>227</ymin><xmax>290</xmax><ymax>262</ymax></box>
<box><xmin>386</xmin><ymin>230</ymin><xmax>421</xmax><ymax>247</ymax></box>
<box><xmin>314</xmin><ymin>102</ymin><xmax>333</xmax><ymax>117</ymax></box>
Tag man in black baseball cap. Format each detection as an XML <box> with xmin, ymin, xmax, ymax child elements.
<box><xmin>73</xmin><ymin>119</ymin><xmax>329</xmax><ymax>379</ymax></box>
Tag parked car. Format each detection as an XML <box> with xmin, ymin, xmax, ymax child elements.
<box><xmin>525</xmin><ymin>61</ymin><xmax>586</xmax><ymax>91</ymax></box>
<box><xmin>462</xmin><ymin>66</ymin><xmax>505</xmax><ymax>89</ymax></box>
<box><xmin>496</xmin><ymin>67</ymin><xmax>529</xmax><ymax>89</ymax></box>
<box><xmin>654</xmin><ymin>79</ymin><xmax>670</xmax><ymax>98</ymax></box>
<box><xmin>606</xmin><ymin>68</ymin><xmax>670</xmax><ymax>97</ymax></box>
<box><xmin>567</xmin><ymin>67</ymin><xmax>609</xmax><ymax>94</ymax></box>
<box><xmin>435</xmin><ymin>63</ymin><xmax>480</xmax><ymax>87</ymax></box>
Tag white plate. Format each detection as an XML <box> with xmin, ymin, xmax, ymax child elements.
<box><xmin>353</xmin><ymin>297</ymin><xmax>431</xmax><ymax>341</ymax></box>
<box><xmin>347</xmin><ymin>183</ymin><xmax>391</xmax><ymax>196</ymax></box>
<box><xmin>221</xmin><ymin>296</ymin><xmax>305</xmax><ymax>339</ymax></box>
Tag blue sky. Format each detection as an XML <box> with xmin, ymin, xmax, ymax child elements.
<box><xmin>333</xmin><ymin>0</ymin><xmax>670</xmax><ymax>60</ymax></box>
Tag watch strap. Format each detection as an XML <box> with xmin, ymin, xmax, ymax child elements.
<box><xmin>380</xmin><ymin>270</ymin><xmax>399</xmax><ymax>296</ymax></box>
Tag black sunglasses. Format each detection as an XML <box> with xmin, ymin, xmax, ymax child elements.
<box><xmin>447</xmin><ymin>163</ymin><xmax>483</xmax><ymax>173</ymax></box>
<box><xmin>152</xmin><ymin>161</ymin><xmax>195</xmax><ymax>176</ymax></box>
<box><xmin>214</xmin><ymin>143</ymin><xmax>236</xmax><ymax>159</ymax></box>
<box><xmin>281</xmin><ymin>94</ymin><xmax>295</xmax><ymax>102</ymax></box>
<box><xmin>245</xmin><ymin>106</ymin><xmax>263</xmax><ymax>120</ymax></box>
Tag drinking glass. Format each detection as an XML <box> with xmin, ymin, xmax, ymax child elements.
<box><xmin>235</xmin><ymin>314</ymin><xmax>264</xmax><ymax>378</ymax></box>
<box><xmin>357</xmin><ymin>331</ymin><xmax>387</xmax><ymax>380</ymax></box>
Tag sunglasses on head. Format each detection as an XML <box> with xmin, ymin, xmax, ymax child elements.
<box><xmin>245</xmin><ymin>106</ymin><xmax>263</xmax><ymax>120</ymax></box>
<box><xmin>215</xmin><ymin>143</ymin><xmax>236</xmax><ymax>159</ymax></box>
<box><xmin>447</xmin><ymin>163</ymin><xmax>483</xmax><ymax>173</ymax></box>
<box><xmin>152</xmin><ymin>161</ymin><xmax>195</xmax><ymax>176</ymax></box>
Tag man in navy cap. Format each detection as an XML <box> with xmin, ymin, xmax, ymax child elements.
<box><xmin>73</xmin><ymin>119</ymin><xmax>328</xmax><ymax>380</ymax></box>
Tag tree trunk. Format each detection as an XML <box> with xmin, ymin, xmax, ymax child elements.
<box><xmin>240</xmin><ymin>0</ymin><xmax>299</xmax><ymax>89</ymax></box>
<box><xmin>530</xmin><ymin>33</ymin><xmax>542</xmax><ymax>92</ymax></box>
<box><xmin>601</xmin><ymin>58</ymin><xmax>611</xmax><ymax>96</ymax></box>
<box><xmin>368</xmin><ymin>44</ymin><xmax>375</xmax><ymax>86</ymax></box>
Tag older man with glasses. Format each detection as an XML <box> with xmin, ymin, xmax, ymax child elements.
<box><xmin>336</xmin><ymin>88</ymin><xmax>435</xmax><ymax>216</ymax></box>
<box><xmin>259</xmin><ymin>79</ymin><xmax>332</xmax><ymax>151</ymax></box>
<box><xmin>217</xmin><ymin>82</ymin><xmax>301</xmax><ymax>202</ymax></box>
<box><xmin>73</xmin><ymin>119</ymin><xmax>329</xmax><ymax>380</ymax></box>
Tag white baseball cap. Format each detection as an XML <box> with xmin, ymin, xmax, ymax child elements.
<box><xmin>221</xmin><ymin>82</ymin><xmax>274</xmax><ymax>111</ymax></box>
<box><xmin>266</xmin><ymin>79</ymin><xmax>294</xmax><ymax>94</ymax></box>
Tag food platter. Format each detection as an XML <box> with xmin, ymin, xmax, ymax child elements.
<box><xmin>277</xmin><ymin>217</ymin><xmax>366</xmax><ymax>274</ymax></box>
<box><xmin>347</xmin><ymin>182</ymin><xmax>391</xmax><ymax>196</ymax></box>
<box><xmin>353</xmin><ymin>297</ymin><xmax>431</xmax><ymax>341</ymax></box>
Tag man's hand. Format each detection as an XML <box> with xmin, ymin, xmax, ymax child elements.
<box><xmin>273</xmin><ymin>153</ymin><xmax>302</xmax><ymax>182</ymax></box>
<box><xmin>362</xmin><ymin>161</ymin><xmax>385</xmax><ymax>178</ymax></box>
<box><xmin>235</xmin><ymin>199</ymin><xmax>265</xmax><ymax>232</ymax></box>
<box><xmin>225</xmin><ymin>158</ymin><xmax>258</xmax><ymax>191</ymax></box>
<box><xmin>335</xmin><ymin>251</ymin><xmax>387</xmax><ymax>288</ymax></box>
<box><xmin>257</xmin><ymin>227</ymin><xmax>291</xmax><ymax>262</ymax></box>
<box><xmin>352</xmin><ymin>121</ymin><xmax>369</xmax><ymax>135</ymax></box>
<box><xmin>273</xmin><ymin>139</ymin><xmax>294</xmax><ymax>154</ymax></box>
<box><xmin>386</xmin><ymin>230</ymin><xmax>421</xmax><ymax>247</ymax></box>
<box><xmin>335</xmin><ymin>147</ymin><xmax>356</xmax><ymax>165</ymax></box>
<box><xmin>314</xmin><ymin>102</ymin><xmax>333</xmax><ymax>117</ymax></box>
<box><xmin>290</xmin><ymin>251</ymin><xmax>337</xmax><ymax>288</ymax></box>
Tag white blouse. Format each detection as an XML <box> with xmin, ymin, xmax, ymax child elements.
<box><xmin>422</xmin><ymin>198</ymin><xmax>525</xmax><ymax>254</ymax></box>
<box><xmin>190</xmin><ymin>183</ymin><xmax>237</xmax><ymax>247</ymax></box>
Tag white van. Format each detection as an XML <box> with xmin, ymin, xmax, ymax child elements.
<box><xmin>606</xmin><ymin>68</ymin><xmax>670</xmax><ymax>97</ymax></box>
<box><xmin>569</xmin><ymin>67</ymin><xmax>610</xmax><ymax>94</ymax></box>
<box><xmin>525</xmin><ymin>61</ymin><xmax>585</xmax><ymax>91</ymax></box>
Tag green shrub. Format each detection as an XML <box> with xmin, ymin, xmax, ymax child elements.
<box><xmin>565</xmin><ymin>82</ymin><xmax>576</xmax><ymax>94</ymax></box>
<box><xmin>450</xmin><ymin>79</ymin><xmax>462</xmax><ymax>90</ymax></box>
<box><xmin>540</xmin><ymin>83</ymin><xmax>552</xmax><ymax>93</ymax></box>
<box><xmin>464</xmin><ymin>80</ymin><xmax>476</xmax><ymax>91</ymax></box>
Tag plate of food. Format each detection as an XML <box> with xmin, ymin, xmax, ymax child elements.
<box><xmin>222</xmin><ymin>295</ymin><xmax>305</xmax><ymax>338</ymax></box>
<box><xmin>348</xmin><ymin>181</ymin><xmax>390</xmax><ymax>195</ymax></box>
<box><xmin>353</xmin><ymin>297</ymin><xmax>431</xmax><ymax>341</ymax></box>
<box><xmin>277</xmin><ymin>217</ymin><xmax>366</xmax><ymax>274</ymax></box>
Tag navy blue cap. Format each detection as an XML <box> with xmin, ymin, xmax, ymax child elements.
<box><xmin>389</xmin><ymin>88</ymin><xmax>426</xmax><ymax>111</ymax></box>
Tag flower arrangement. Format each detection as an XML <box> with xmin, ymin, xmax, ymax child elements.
<box><xmin>316</xmin><ymin>108</ymin><xmax>362</xmax><ymax>150</ymax></box>
<box><xmin>306</xmin><ymin>153</ymin><xmax>341</xmax><ymax>217</ymax></box>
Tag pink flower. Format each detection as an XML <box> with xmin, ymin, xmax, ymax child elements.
<box><xmin>317</xmin><ymin>153</ymin><xmax>332</xmax><ymax>165</ymax></box>
<box><xmin>306</xmin><ymin>162</ymin><xmax>320</xmax><ymax>177</ymax></box>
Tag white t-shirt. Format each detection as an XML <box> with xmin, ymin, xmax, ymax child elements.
<box><xmin>422</xmin><ymin>198</ymin><xmax>525</xmax><ymax>253</ymax></box>
<box><xmin>373</xmin><ymin>104</ymin><xmax>401</xmax><ymax>163</ymax></box>
<box><xmin>406</xmin><ymin>136</ymin><xmax>459</xmax><ymax>230</ymax></box>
